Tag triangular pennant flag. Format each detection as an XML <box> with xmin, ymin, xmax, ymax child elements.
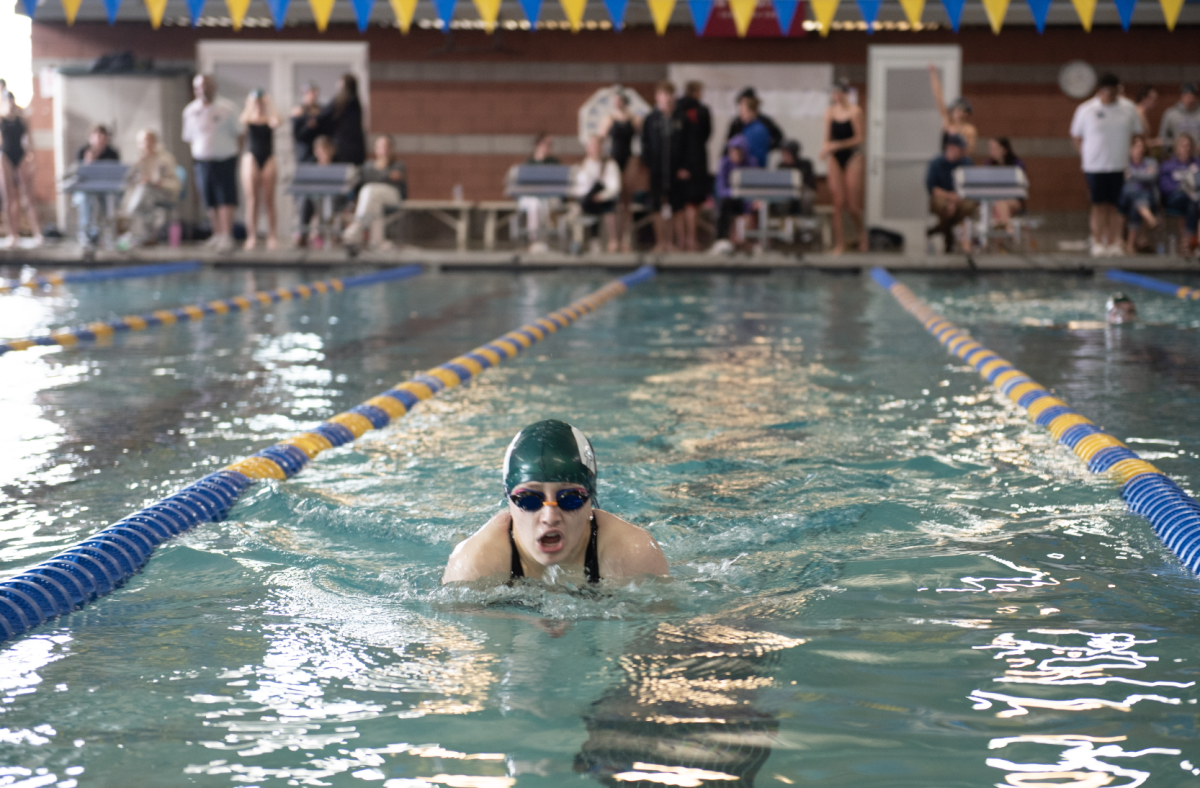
<box><xmin>1159</xmin><ymin>0</ymin><xmax>1183</xmax><ymax>28</ymax></box>
<box><xmin>855</xmin><ymin>0</ymin><xmax>878</xmax><ymax>31</ymax></box>
<box><xmin>1026</xmin><ymin>0</ymin><xmax>1049</xmax><ymax>31</ymax></box>
<box><xmin>603</xmin><ymin>0</ymin><xmax>627</xmax><ymax>27</ymax></box>
<box><xmin>389</xmin><ymin>0</ymin><xmax>417</xmax><ymax>30</ymax></box>
<box><xmin>518</xmin><ymin>0</ymin><xmax>540</xmax><ymax>22</ymax></box>
<box><xmin>474</xmin><ymin>0</ymin><xmax>501</xmax><ymax>29</ymax></box>
<box><xmin>559</xmin><ymin>0</ymin><xmax>585</xmax><ymax>29</ymax></box>
<box><xmin>981</xmin><ymin>0</ymin><xmax>1007</xmax><ymax>31</ymax></box>
<box><xmin>22</xmin><ymin>0</ymin><xmax>36</xmax><ymax>18</ymax></box>
<box><xmin>145</xmin><ymin>0</ymin><xmax>167</xmax><ymax>26</ymax></box>
<box><xmin>898</xmin><ymin>0</ymin><xmax>922</xmax><ymax>24</ymax></box>
<box><xmin>63</xmin><ymin>0</ymin><xmax>83</xmax><ymax>23</ymax></box>
<box><xmin>432</xmin><ymin>0</ymin><xmax>456</xmax><ymax>28</ymax></box>
<box><xmin>1070</xmin><ymin>0</ymin><xmax>1095</xmax><ymax>30</ymax></box>
<box><xmin>1113</xmin><ymin>0</ymin><xmax>1134</xmax><ymax>28</ymax></box>
<box><xmin>773</xmin><ymin>0</ymin><xmax>800</xmax><ymax>32</ymax></box>
<box><xmin>687</xmin><ymin>0</ymin><xmax>711</xmax><ymax>30</ymax></box>
<box><xmin>187</xmin><ymin>0</ymin><xmax>205</xmax><ymax>22</ymax></box>
<box><xmin>939</xmin><ymin>0</ymin><xmax>963</xmax><ymax>30</ymax></box>
<box><xmin>103</xmin><ymin>0</ymin><xmax>120</xmax><ymax>23</ymax></box>
<box><xmin>267</xmin><ymin>0</ymin><xmax>289</xmax><ymax>27</ymax></box>
<box><xmin>309</xmin><ymin>0</ymin><xmax>334</xmax><ymax>30</ymax></box>
<box><xmin>352</xmin><ymin>0</ymin><xmax>374</xmax><ymax>30</ymax></box>
<box><xmin>647</xmin><ymin>0</ymin><xmax>674</xmax><ymax>32</ymax></box>
<box><xmin>728</xmin><ymin>0</ymin><xmax>756</xmax><ymax>35</ymax></box>
<box><xmin>225</xmin><ymin>0</ymin><xmax>250</xmax><ymax>28</ymax></box>
<box><xmin>810</xmin><ymin>0</ymin><xmax>837</xmax><ymax>35</ymax></box>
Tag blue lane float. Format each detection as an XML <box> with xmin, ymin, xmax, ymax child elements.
<box><xmin>1105</xmin><ymin>269</ymin><xmax>1200</xmax><ymax>301</ymax></box>
<box><xmin>872</xmin><ymin>266</ymin><xmax>1200</xmax><ymax>576</ymax></box>
<box><xmin>0</xmin><ymin>261</ymin><xmax>202</xmax><ymax>295</ymax></box>
<box><xmin>0</xmin><ymin>266</ymin><xmax>657</xmax><ymax>641</ymax></box>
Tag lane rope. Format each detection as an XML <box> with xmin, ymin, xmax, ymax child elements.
<box><xmin>0</xmin><ymin>265</ymin><xmax>422</xmax><ymax>356</ymax></box>
<box><xmin>1106</xmin><ymin>269</ymin><xmax>1200</xmax><ymax>301</ymax></box>
<box><xmin>0</xmin><ymin>261</ymin><xmax>202</xmax><ymax>295</ymax></box>
<box><xmin>0</xmin><ymin>265</ymin><xmax>657</xmax><ymax>641</ymax></box>
<box><xmin>871</xmin><ymin>267</ymin><xmax>1200</xmax><ymax>576</ymax></box>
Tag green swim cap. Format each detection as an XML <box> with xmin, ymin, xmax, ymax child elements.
<box><xmin>503</xmin><ymin>420</ymin><xmax>597</xmax><ymax>496</ymax></box>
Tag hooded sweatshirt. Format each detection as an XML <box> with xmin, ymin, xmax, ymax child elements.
<box><xmin>715</xmin><ymin>135</ymin><xmax>760</xmax><ymax>199</ymax></box>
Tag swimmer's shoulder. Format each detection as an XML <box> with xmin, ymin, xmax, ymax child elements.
<box><xmin>594</xmin><ymin>509</ymin><xmax>670</xmax><ymax>579</ymax></box>
<box><xmin>442</xmin><ymin>511</ymin><xmax>513</xmax><ymax>583</ymax></box>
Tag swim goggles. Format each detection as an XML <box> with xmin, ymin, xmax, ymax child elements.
<box><xmin>509</xmin><ymin>488</ymin><xmax>590</xmax><ymax>512</ymax></box>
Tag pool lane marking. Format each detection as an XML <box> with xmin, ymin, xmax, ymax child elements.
<box><xmin>871</xmin><ymin>266</ymin><xmax>1200</xmax><ymax>576</ymax></box>
<box><xmin>0</xmin><ymin>261</ymin><xmax>202</xmax><ymax>295</ymax></box>
<box><xmin>0</xmin><ymin>265</ymin><xmax>422</xmax><ymax>356</ymax></box>
<box><xmin>1106</xmin><ymin>269</ymin><xmax>1200</xmax><ymax>301</ymax></box>
<box><xmin>0</xmin><ymin>265</ymin><xmax>657</xmax><ymax>642</ymax></box>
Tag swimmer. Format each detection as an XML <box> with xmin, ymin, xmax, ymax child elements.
<box><xmin>1106</xmin><ymin>292</ymin><xmax>1137</xmax><ymax>324</ymax></box>
<box><xmin>1020</xmin><ymin>292</ymin><xmax>1139</xmax><ymax>329</ymax></box>
<box><xmin>442</xmin><ymin>420</ymin><xmax>669</xmax><ymax>584</ymax></box>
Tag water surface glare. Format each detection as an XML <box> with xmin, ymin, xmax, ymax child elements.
<box><xmin>1</xmin><ymin>268</ymin><xmax>1199</xmax><ymax>787</ymax></box>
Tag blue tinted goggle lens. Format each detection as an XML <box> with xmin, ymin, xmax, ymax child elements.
<box><xmin>510</xmin><ymin>489</ymin><xmax>590</xmax><ymax>512</ymax></box>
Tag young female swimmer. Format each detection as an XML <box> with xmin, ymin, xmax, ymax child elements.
<box><xmin>442</xmin><ymin>420</ymin><xmax>669</xmax><ymax>584</ymax></box>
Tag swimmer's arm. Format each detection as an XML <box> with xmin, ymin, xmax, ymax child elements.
<box><xmin>595</xmin><ymin>510</ymin><xmax>670</xmax><ymax>579</ymax></box>
<box><xmin>442</xmin><ymin>511</ymin><xmax>513</xmax><ymax>583</ymax></box>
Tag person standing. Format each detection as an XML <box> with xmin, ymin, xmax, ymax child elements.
<box><xmin>239</xmin><ymin>89</ymin><xmax>281</xmax><ymax>250</ymax></box>
<box><xmin>1159</xmin><ymin>83</ymin><xmax>1200</xmax><ymax>150</ymax></box>
<box><xmin>1070</xmin><ymin>72</ymin><xmax>1142</xmax><ymax>257</ymax></box>
<box><xmin>183</xmin><ymin>74</ymin><xmax>241</xmax><ymax>254</ymax></box>
<box><xmin>641</xmin><ymin>81</ymin><xmax>681</xmax><ymax>252</ymax></box>
<box><xmin>822</xmin><ymin>79</ymin><xmax>867</xmax><ymax>254</ymax></box>
<box><xmin>598</xmin><ymin>90</ymin><xmax>641</xmax><ymax>252</ymax></box>
<box><xmin>71</xmin><ymin>123</ymin><xmax>119</xmax><ymax>248</ymax></box>
<box><xmin>118</xmin><ymin>129</ymin><xmax>179</xmax><ymax>248</ymax></box>
<box><xmin>0</xmin><ymin>93</ymin><xmax>43</xmax><ymax>248</ymax></box>
<box><xmin>672</xmin><ymin>81</ymin><xmax>711</xmax><ymax>252</ymax></box>
<box><xmin>318</xmin><ymin>74</ymin><xmax>366</xmax><ymax>166</ymax></box>
<box><xmin>725</xmin><ymin>87</ymin><xmax>783</xmax><ymax>151</ymax></box>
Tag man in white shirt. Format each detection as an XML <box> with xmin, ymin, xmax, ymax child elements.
<box><xmin>182</xmin><ymin>74</ymin><xmax>241</xmax><ymax>253</ymax></box>
<box><xmin>1070</xmin><ymin>72</ymin><xmax>1143</xmax><ymax>257</ymax></box>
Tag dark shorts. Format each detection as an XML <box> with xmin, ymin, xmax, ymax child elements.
<box><xmin>1085</xmin><ymin>171</ymin><xmax>1125</xmax><ymax>206</ymax></box>
<box><xmin>194</xmin><ymin>157</ymin><xmax>239</xmax><ymax>209</ymax></box>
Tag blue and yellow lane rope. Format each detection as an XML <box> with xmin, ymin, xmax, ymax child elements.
<box><xmin>871</xmin><ymin>267</ymin><xmax>1200</xmax><ymax>576</ymax></box>
<box><xmin>0</xmin><ymin>261</ymin><xmax>202</xmax><ymax>295</ymax></box>
<box><xmin>0</xmin><ymin>265</ymin><xmax>657</xmax><ymax>641</ymax></box>
<box><xmin>0</xmin><ymin>265</ymin><xmax>422</xmax><ymax>356</ymax></box>
<box><xmin>1106</xmin><ymin>269</ymin><xmax>1200</xmax><ymax>301</ymax></box>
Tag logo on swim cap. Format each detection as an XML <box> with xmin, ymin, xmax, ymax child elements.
<box><xmin>503</xmin><ymin>419</ymin><xmax>597</xmax><ymax>495</ymax></box>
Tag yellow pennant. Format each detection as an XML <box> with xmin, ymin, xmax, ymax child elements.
<box><xmin>898</xmin><ymin>0</ymin><xmax>922</xmax><ymax>24</ymax></box>
<box><xmin>225</xmin><ymin>0</ymin><xmax>250</xmax><ymax>28</ymax></box>
<box><xmin>309</xmin><ymin>0</ymin><xmax>335</xmax><ymax>30</ymax></box>
<box><xmin>559</xmin><ymin>0</ymin><xmax>585</xmax><ymax>29</ymax></box>
<box><xmin>1070</xmin><ymin>0</ymin><xmax>1095</xmax><ymax>30</ymax></box>
<box><xmin>1160</xmin><ymin>0</ymin><xmax>1183</xmax><ymax>29</ymax></box>
<box><xmin>647</xmin><ymin>0</ymin><xmax>674</xmax><ymax>33</ymax></box>
<box><xmin>473</xmin><ymin>0</ymin><xmax>501</xmax><ymax>29</ymax></box>
<box><xmin>810</xmin><ymin>0</ymin><xmax>838</xmax><ymax>35</ymax></box>
<box><xmin>145</xmin><ymin>0</ymin><xmax>168</xmax><ymax>26</ymax></box>
<box><xmin>728</xmin><ymin>0</ymin><xmax>756</xmax><ymax>35</ymax></box>
<box><xmin>389</xmin><ymin>0</ymin><xmax>416</xmax><ymax>30</ymax></box>
<box><xmin>62</xmin><ymin>0</ymin><xmax>83</xmax><ymax>22</ymax></box>
<box><xmin>981</xmin><ymin>0</ymin><xmax>1006</xmax><ymax>31</ymax></box>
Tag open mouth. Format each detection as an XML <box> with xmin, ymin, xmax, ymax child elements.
<box><xmin>537</xmin><ymin>531</ymin><xmax>564</xmax><ymax>552</ymax></box>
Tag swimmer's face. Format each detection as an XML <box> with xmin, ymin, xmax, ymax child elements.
<box><xmin>508</xmin><ymin>481</ymin><xmax>593</xmax><ymax>570</ymax></box>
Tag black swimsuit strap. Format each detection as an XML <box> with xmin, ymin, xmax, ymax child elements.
<box><xmin>509</xmin><ymin>522</ymin><xmax>525</xmax><ymax>579</ymax></box>
<box><xmin>509</xmin><ymin>515</ymin><xmax>601</xmax><ymax>584</ymax></box>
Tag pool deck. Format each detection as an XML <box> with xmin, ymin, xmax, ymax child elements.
<box><xmin>2</xmin><ymin>242</ymin><xmax>1198</xmax><ymax>272</ymax></box>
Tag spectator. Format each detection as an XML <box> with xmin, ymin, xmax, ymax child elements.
<box><xmin>672</xmin><ymin>80</ymin><xmax>711</xmax><ymax>252</ymax></box>
<box><xmin>926</xmin><ymin>134</ymin><xmax>975</xmax><ymax>253</ymax></box>
<box><xmin>71</xmin><ymin>123</ymin><xmax>119</xmax><ymax>248</ymax></box>
<box><xmin>117</xmin><ymin>129</ymin><xmax>179</xmax><ymax>248</ymax></box>
<box><xmin>822</xmin><ymin>79</ymin><xmax>867</xmax><ymax>254</ymax></box>
<box><xmin>571</xmin><ymin>134</ymin><xmax>621</xmax><ymax>252</ymax></box>
<box><xmin>641</xmin><ymin>81</ymin><xmax>681</xmax><ymax>252</ymax></box>
<box><xmin>520</xmin><ymin>132</ymin><xmax>561</xmax><ymax>253</ymax></box>
<box><xmin>929</xmin><ymin>65</ymin><xmax>977</xmax><ymax>155</ymax></box>
<box><xmin>240</xmin><ymin>89</ymin><xmax>281</xmax><ymax>251</ymax></box>
<box><xmin>1159</xmin><ymin>82</ymin><xmax>1200</xmax><ymax>150</ymax></box>
<box><xmin>725</xmin><ymin>87</ymin><xmax>783</xmax><ymax>151</ymax></box>
<box><xmin>344</xmin><ymin>135</ymin><xmax>407</xmax><ymax>252</ymax></box>
<box><xmin>183</xmin><ymin>74</ymin><xmax>240</xmax><ymax>254</ymax></box>
<box><xmin>710</xmin><ymin>134</ymin><xmax>759</xmax><ymax>255</ymax></box>
<box><xmin>1070</xmin><ymin>72</ymin><xmax>1142</xmax><ymax>257</ymax></box>
<box><xmin>299</xmin><ymin>136</ymin><xmax>337</xmax><ymax>248</ymax></box>
<box><xmin>986</xmin><ymin>137</ymin><xmax>1026</xmax><ymax>230</ymax></box>
<box><xmin>734</xmin><ymin>94</ymin><xmax>772</xmax><ymax>172</ymax></box>
<box><xmin>1134</xmin><ymin>85</ymin><xmax>1159</xmax><ymax>150</ymax></box>
<box><xmin>1121</xmin><ymin>134</ymin><xmax>1159</xmax><ymax>254</ymax></box>
<box><xmin>318</xmin><ymin>73</ymin><xmax>366</xmax><ymax>166</ymax></box>
<box><xmin>776</xmin><ymin>139</ymin><xmax>816</xmax><ymax>218</ymax></box>
<box><xmin>1</xmin><ymin>92</ymin><xmax>42</xmax><ymax>248</ymax></box>
<box><xmin>598</xmin><ymin>90</ymin><xmax>641</xmax><ymax>252</ymax></box>
<box><xmin>291</xmin><ymin>81</ymin><xmax>322</xmax><ymax>248</ymax></box>
<box><xmin>1158</xmin><ymin>133</ymin><xmax>1199</xmax><ymax>252</ymax></box>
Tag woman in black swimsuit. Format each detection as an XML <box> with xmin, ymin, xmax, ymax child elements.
<box><xmin>599</xmin><ymin>91</ymin><xmax>642</xmax><ymax>252</ymax></box>
<box><xmin>821</xmin><ymin>79</ymin><xmax>867</xmax><ymax>254</ymax></box>
<box><xmin>442</xmin><ymin>420</ymin><xmax>668</xmax><ymax>585</ymax></box>
<box><xmin>239</xmin><ymin>89</ymin><xmax>281</xmax><ymax>251</ymax></box>
<box><xmin>0</xmin><ymin>94</ymin><xmax>43</xmax><ymax>249</ymax></box>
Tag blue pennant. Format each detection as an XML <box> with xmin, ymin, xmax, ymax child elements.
<box><xmin>855</xmin><ymin>0</ymin><xmax>880</xmax><ymax>32</ymax></box>
<box><xmin>687</xmin><ymin>0</ymin><xmax>712</xmax><ymax>32</ymax></box>
<box><xmin>773</xmin><ymin>0</ymin><xmax>799</xmax><ymax>33</ymax></box>
<box><xmin>433</xmin><ymin>0</ymin><xmax>456</xmax><ymax>29</ymax></box>
<box><xmin>352</xmin><ymin>0</ymin><xmax>374</xmax><ymax>30</ymax></box>
<box><xmin>1113</xmin><ymin>0</ymin><xmax>1135</xmax><ymax>29</ymax></box>
<box><xmin>604</xmin><ymin>0</ymin><xmax>628</xmax><ymax>27</ymax></box>
<box><xmin>1026</xmin><ymin>0</ymin><xmax>1049</xmax><ymax>31</ymax></box>
<box><xmin>267</xmin><ymin>0</ymin><xmax>289</xmax><ymax>27</ymax></box>
<box><xmin>21</xmin><ymin>0</ymin><xmax>36</xmax><ymax>18</ymax></box>
<box><xmin>187</xmin><ymin>0</ymin><xmax>205</xmax><ymax>23</ymax></box>
<box><xmin>519</xmin><ymin>0</ymin><xmax>540</xmax><ymax>25</ymax></box>
<box><xmin>940</xmin><ymin>0</ymin><xmax>964</xmax><ymax>30</ymax></box>
<box><xmin>103</xmin><ymin>0</ymin><xmax>120</xmax><ymax>23</ymax></box>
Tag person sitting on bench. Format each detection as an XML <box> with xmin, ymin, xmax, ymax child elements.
<box><xmin>571</xmin><ymin>135</ymin><xmax>622</xmax><ymax>252</ymax></box>
<box><xmin>343</xmin><ymin>134</ymin><xmax>407</xmax><ymax>251</ymax></box>
<box><xmin>926</xmin><ymin>133</ymin><xmax>976</xmax><ymax>252</ymax></box>
<box><xmin>118</xmin><ymin>129</ymin><xmax>179</xmax><ymax>248</ymax></box>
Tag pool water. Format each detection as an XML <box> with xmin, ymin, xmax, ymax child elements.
<box><xmin>1</xmin><ymin>267</ymin><xmax>1200</xmax><ymax>788</ymax></box>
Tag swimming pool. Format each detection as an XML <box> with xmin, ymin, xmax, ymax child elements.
<box><xmin>2</xmin><ymin>266</ymin><xmax>1199</xmax><ymax>787</ymax></box>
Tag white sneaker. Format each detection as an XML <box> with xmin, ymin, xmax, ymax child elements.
<box><xmin>215</xmin><ymin>234</ymin><xmax>234</xmax><ymax>254</ymax></box>
<box><xmin>528</xmin><ymin>241</ymin><xmax>550</xmax><ymax>254</ymax></box>
<box><xmin>709</xmin><ymin>239</ymin><xmax>734</xmax><ymax>255</ymax></box>
<box><xmin>343</xmin><ymin>221</ymin><xmax>364</xmax><ymax>246</ymax></box>
<box><xmin>1105</xmin><ymin>243</ymin><xmax>1125</xmax><ymax>257</ymax></box>
<box><xmin>1089</xmin><ymin>239</ymin><xmax>1105</xmax><ymax>257</ymax></box>
<box><xmin>204</xmin><ymin>234</ymin><xmax>223</xmax><ymax>249</ymax></box>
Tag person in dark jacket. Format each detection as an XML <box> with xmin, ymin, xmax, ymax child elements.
<box><xmin>291</xmin><ymin>81</ymin><xmax>322</xmax><ymax>164</ymax></box>
<box><xmin>641</xmin><ymin>81</ymin><xmax>682</xmax><ymax>251</ymax></box>
<box><xmin>318</xmin><ymin>73</ymin><xmax>366</xmax><ymax>166</ymax></box>
<box><xmin>725</xmin><ymin>87</ymin><xmax>783</xmax><ymax>152</ymax></box>
<box><xmin>672</xmin><ymin>80</ymin><xmax>712</xmax><ymax>252</ymax></box>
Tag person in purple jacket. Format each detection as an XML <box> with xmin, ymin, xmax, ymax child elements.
<box><xmin>709</xmin><ymin>134</ymin><xmax>760</xmax><ymax>254</ymax></box>
<box><xmin>1158</xmin><ymin>133</ymin><xmax>1199</xmax><ymax>252</ymax></box>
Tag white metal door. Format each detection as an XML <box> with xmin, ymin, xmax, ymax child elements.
<box><xmin>197</xmin><ymin>41</ymin><xmax>369</xmax><ymax>238</ymax></box>
<box><xmin>866</xmin><ymin>44</ymin><xmax>961</xmax><ymax>254</ymax></box>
